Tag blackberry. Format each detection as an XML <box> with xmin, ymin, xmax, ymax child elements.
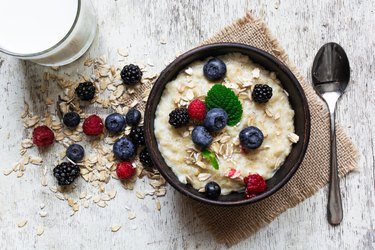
<box><xmin>139</xmin><ymin>147</ymin><xmax>153</xmax><ymax>169</ymax></box>
<box><xmin>121</xmin><ymin>64</ymin><xmax>142</xmax><ymax>85</ymax></box>
<box><xmin>168</xmin><ymin>108</ymin><xmax>189</xmax><ymax>128</ymax></box>
<box><xmin>129</xmin><ymin>126</ymin><xmax>145</xmax><ymax>146</ymax></box>
<box><xmin>252</xmin><ymin>84</ymin><xmax>273</xmax><ymax>103</ymax></box>
<box><xmin>75</xmin><ymin>82</ymin><xmax>96</xmax><ymax>101</ymax></box>
<box><xmin>53</xmin><ymin>162</ymin><xmax>80</xmax><ymax>185</ymax></box>
<box><xmin>63</xmin><ymin>112</ymin><xmax>81</xmax><ymax>128</ymax></box>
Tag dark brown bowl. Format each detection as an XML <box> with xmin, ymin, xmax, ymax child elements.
<box><xmin>144</xmin><ymin>43</ymin><xmax>310</xmax><ymax>206</ymax></box>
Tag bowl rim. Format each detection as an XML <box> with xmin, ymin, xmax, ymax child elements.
<box><xmin>144</xmin><ymin>42</ymin><xmax>310</xmax><ymax>206</ymax></box>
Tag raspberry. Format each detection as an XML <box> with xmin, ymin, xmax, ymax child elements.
<box><xmin>244</xmin><ymin>173</ymin><xmax>267</xmax><ymax>199</ymax></box>
<box><xmin>188</xmin><ymin>99</ymin><xmax>206</xmax><ymax>121</ymax></box>
<box><xmin>82</xmin><ymin>115</ymin><xmax>104</xmax><ymax>136</ymax></box>
<box><xmin>32</xmin><ymin>125</ymin><xmax>55</xmax><ymax>147</ymax></box>
<box><xmin>116</xmin><ymin>161</ymin><xmax>135</xmax><ymax>180</ymax></box>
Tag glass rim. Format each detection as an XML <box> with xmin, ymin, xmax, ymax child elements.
<box><xmin>0</xmin><ymin>0</ymin><xmax>81</xmax><ymax>58</ymax></box>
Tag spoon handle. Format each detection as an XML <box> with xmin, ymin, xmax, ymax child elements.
<box><xmin>327</xmin><ymin>110</ymin><xmax>343</xmax><ymax>225</ymax></box>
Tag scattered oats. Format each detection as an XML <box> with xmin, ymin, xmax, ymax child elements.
<box><xmin>156</xmin><ymin>200</ymin><xmax>161</xmax><ymax>211</ymax></box>
<box><xmin>197</xmin><ymin>173</ymin><xmax>211</xmax><ymax>182</ymax></box>
<box><xmin>252</xmin><ymin>68</ymin><xmax>260</xmax><ymax>78</ymax></box>
<box><xmin>3</xmin><ymin>168</ymin><xmax>13</xmax><ymax>176</ymax></box>
<box><xmin>19</xmin><ymin>148</ymin><xmax>27</xmax><ymax>156</ymax></box>
<box><xmin>36</xmin><ymin>225</ymin><xmax>44</xmax><ymax>236</ymax></box>
<box><xmin>30</xmin><ymin>156</ymin><xmax>43</xmax><ymax>165</ymax></box>
<box><xmin>117</xmin><ymin>48</ymin><xmax>129</xmax><ymax>57</ymax></box>
<box><xmin>136</xmin><ymin>191</ymin><xmax>145</xmax><ymax>199</ymax></box>
<box><xmin>41</xmin><ymin>177</ymin><xmax>48</xmax><ymax>186</ymax></box>
<box><xmin>283</xmin><ymin>89</ymin><xmax>289</xmax><ymax>96</ymax></box>
<box><xmin>97</xmin><ymin>200</ymin><xmax>107</xmax><ymax>208</ymax></box>
<box><xmin>83</xmin><ymin>200</ymin><xmax>90</xmax><ymax>208</ymax></box>
<box><xmin>17</xmin><ymin>171</ymin><xmax>24</xmax><ymax>178</ymax></box>
<box><xmin>93</xmin><ymin>195</ymin><xmax>101</xmax><ymax>203</ymax></box>
<box><xmin>288</xmin><ymin>132</ymin><xmax>299</xmax><ymax>143</ymax></box>
<box><xmin>55</xmin><ymin>193</ymin><xmax>65</xmax><ymax>201</ymax></box>
<box><xmin>49</xmin><ymin>186</ymin><xmax>58</xmax><ymax>193</ymax></box>
<box><xmin>21</xmin><ymin>139</ymin><xmax>33</xmax><ymax>149</ymax></box>
<box><xmin>274</xmin><ymin>113</ymin><xmax>281</xmax><ymax>120</ymax></box>
<box><xmin>40</xmin><ymin>203</ymin><xmax>45</xmax><ymax>209</ymax></box>
<box><xmin>111</xmin><ymin>225</ymin><xmax>121</xmax><ymax>232</ymax></box>
<box><xmin>84</xmin><ymin>58</ymin><xmax>93</xmax><ymax>66</ymax></box>
<box><xmin>185</xmin><ymin>67</ymin><xmax>193</xmax><ymax>75</ymax></box>
<box><xmin>155</xmin><ymin>188</ymin><xmax>166</xmax><ymax>197</ymax></box>
<box><xmin>128</xmin><ymin>211</ymin><xmax>136</xmax><ymax>220</ymax></box>
<box><xmin>198</xmin><ymin>187</ymin><xmax>205</xmax><ymax>193</ymax></box>
<box><xmin>159</xmin><ymin>37</ymin><xmax>167</xmax><ymax>44</ymax></box>
<box><xmin>21</xmin><ymin>102</ymin><xmax>30</xmax><ymax>119</ymax></box>
<box><xmin>24</xmin><ymin>115</ymin><xmax>40</xmax><ymax>128</ymax></box>
<box><xmin>108</xmin><ymin>189</ymin><xmax>117</xmax><ymax>199</ymax></box>
<box><xmin>17</xmin><ymin>219</ymin><xmax>28</xmax><ymax>228</ymax></box>
<box><xmin>101</xmin><ymin>194</ymin><xmax>111</xmax><ymax>201</ymax></box>
<box><xmin>39</xmin><ymin>211</ymin><xmax>48</xmax><ymax>217</ymax></box>
<box><xmin>79</xmin><ymin>191</ymin><xmax>87</xmax><ymax>199</ymax></box>
<box><xmin>21</xmin><ymin>154</ymin><xmax>30</xmax><ymax>165</ymax></box>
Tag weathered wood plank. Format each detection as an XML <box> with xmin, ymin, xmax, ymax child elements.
<box><xmin>0</xmin><ymin>0</ymin><xmax>373</xmax><ymax>249</ymax></box>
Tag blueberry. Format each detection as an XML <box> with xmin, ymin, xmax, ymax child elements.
<box><xmin>203</xmin><ymin>58</ymin><xmax>227</xmax><ymax>81</ymax></box>
<box><xmin>192</xmin><ymin>126</ymin><xmax>212</xmax><ymax>148</ymax></box>
<box><xmin>205</xmin><ymin>181</ymin><xmax>221</xmax><ymax>199</ymax></box>
<box><xmin>113</xmin><ymin>137</ymin><xmax>136</xmax><ymax>160</ymax></box>
<box><xmin>239</xmin><ymin>126</ymin><xmax>264</xmax><ymax>150</ymax></box>
<box><xmin>204</xmin><ymin>108</ymin><xmax>228</xmax><ymax>132</ymax></box>
<box><xmin>63</xmin><ymin>112</ymin><xmax>80</xmax><ymax>128</ymax></box>
<box><xmin>105</xmin><ymin>113</ymin><xmax>126</xmax><ymax>133</ymax></box>
<box><xmin>66</xmin><ymin>144</ymin><xmax>85</xmax><ymax>162</ymax></box>
<box><xmin>126</xmin><ymin>108</ymin><xmax>141</xmax><ymax>126</ymax></box>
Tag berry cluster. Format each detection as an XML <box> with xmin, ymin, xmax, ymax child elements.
<box><xmin>31</xmin><ymin>64</ymin><xmax>154</xmax><ymax>186</ymax></box>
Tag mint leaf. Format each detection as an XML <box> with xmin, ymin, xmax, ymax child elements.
<box><xmin>201</xmin><ymin>149</ymin><xmax>219</xmax><ymax>170</ymax></box>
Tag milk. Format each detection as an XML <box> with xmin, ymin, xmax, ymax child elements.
<box><xmin>0</xmin><ymin>0</ymin><xmax>97</xmax><ymax>66</ymax></box>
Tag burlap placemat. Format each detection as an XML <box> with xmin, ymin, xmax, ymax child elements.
<box><xmin>183</xmin><ymin>12</ymin><xmax>358</xmax><ymax>246</ymax></box>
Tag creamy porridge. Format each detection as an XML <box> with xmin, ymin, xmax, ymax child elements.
<box><xmin>154</xmin><ymin>53</ymin><xmax>299</xmax><ymax>195</ymax></box>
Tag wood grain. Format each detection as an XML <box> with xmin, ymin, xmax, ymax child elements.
<box><xmin>0</xmin><ymin>0</ymin><xmax>374</xmax><ymax>249</ymax></box>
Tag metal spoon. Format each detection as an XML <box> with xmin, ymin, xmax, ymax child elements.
<box><xmin>312</xmin><ymin>42</ymin><xmax>350</xmax><ymax>225</ymax></box>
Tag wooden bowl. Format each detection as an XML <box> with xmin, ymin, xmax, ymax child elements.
<box><xmin>144</xmin><ymin>43</ymin><xmax>310</xmax><ymax>206</ymax></box>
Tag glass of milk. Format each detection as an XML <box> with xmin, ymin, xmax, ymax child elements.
<box><xmin>0</xmin><ymin>0</ymin><xmax>97</xmax><ymax>66</ymax></box>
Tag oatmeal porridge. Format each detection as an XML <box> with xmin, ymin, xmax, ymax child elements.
<box><xmin>154</xmin><ymin>53</ymin><xmax>299</xmax><ymax>196</ymax></box>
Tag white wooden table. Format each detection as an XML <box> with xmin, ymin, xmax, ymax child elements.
<box><xmin>0</xmin><ymin>1</ymin><xmax>374</xmax><ymax>249</ymax></box>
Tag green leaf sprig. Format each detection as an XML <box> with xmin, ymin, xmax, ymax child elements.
<box><xmin>201</xmin><ymin>149</ymin><xmax>219</xmax><ymax>170</ymax></box>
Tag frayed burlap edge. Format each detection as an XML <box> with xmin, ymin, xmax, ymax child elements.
<box><xmin>187</xmin><ymin>12</ymin><xmax>360</xmax><ymax>246</ymax></box>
